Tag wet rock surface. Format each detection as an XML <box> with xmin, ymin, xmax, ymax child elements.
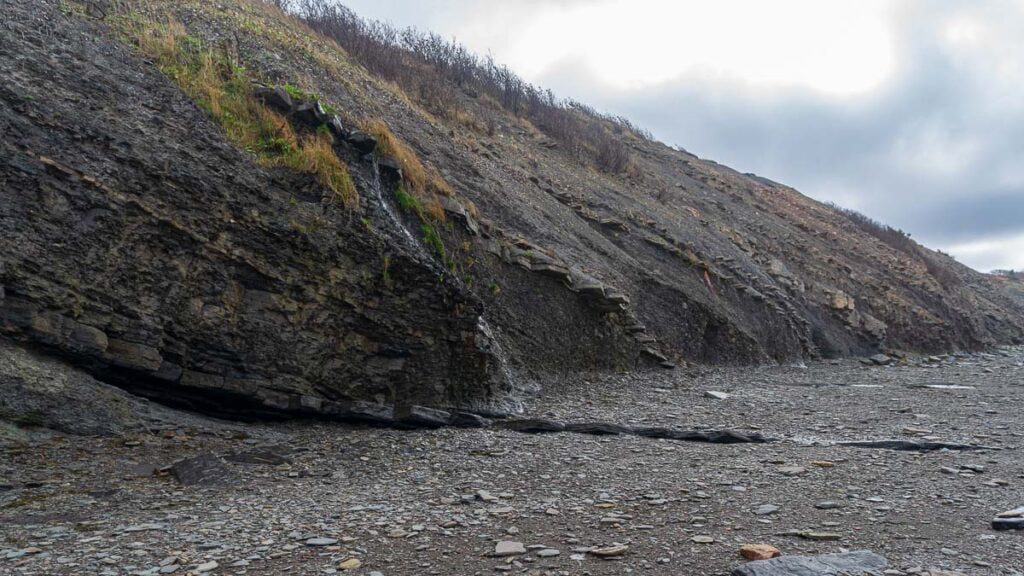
<box><xmin>2</xmin><ymin>347</ymin><xmax>1022</xmax><ymax>575</ymax></box>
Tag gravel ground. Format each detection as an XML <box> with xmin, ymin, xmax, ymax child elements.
<box><xmin>2</xmin><ymin>348</ymin><xmax>1023</xmax><ymax>575</ymax></box>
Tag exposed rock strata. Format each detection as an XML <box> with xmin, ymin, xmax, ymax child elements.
<box><xmin>0</xmin><ymin>1</ymin><xmax>507</xmax><ymax>415</ymax></box>
<box><xmin>3</xmin><ymin>0</ymin><xmax>1024</xmax><ymax>423</ymax></box>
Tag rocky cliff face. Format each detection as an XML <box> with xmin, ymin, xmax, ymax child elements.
<box><xmin>0</xmin><ymin>0</ymin><xmax>508</xmax><ymax>417</ymax></box>
<box><xmin>2</xmin><ymin>0</ymin><xmax>1023</xmax><ymax>420</ymax></box>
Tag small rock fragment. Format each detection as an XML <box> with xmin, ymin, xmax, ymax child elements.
<box><xmin>195</xmin><ymin>561</ymin><xmax>218</xmax><ymax>573</ymax></box>
<box><xmin>536</xmin><ymin>549</ymin><xmax>560</xmax><ymax>558</ymax></box>
<box><xmin>740</xmin><ymin>544</ymin><xmax>782</xmax><ymax>561</ymax></box>
<box><xmin>493</xmin><ymin>541</ymin><xmax>526</xmax><ymax>557</ymax></box>
<box><xmin>338</xmin><ymin>558</ymin><xmax>362</xmax><ymax>570</ymax></box>
<box><xmin>589</xmin><ymin>544</ymin><xmax>629</xmax><ymax>557</ymax></box>
<box><xmin>797</xmin><ymin>531</ymin><xmax>841</xmax><ymax>541</ymax></box>
<box><xmin>305</xmin><ymin>537</ymin><xmax>338</xmax><ymax>546</ymax></box>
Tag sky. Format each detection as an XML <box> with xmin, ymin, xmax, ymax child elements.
<box><xmin>340</xmin><ymin>0</ymin><xmax>1024</xmax><ymax>272</ymax></box>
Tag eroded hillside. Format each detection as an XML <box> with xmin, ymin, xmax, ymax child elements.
<box><xmin>2</xmin><ymin>0</ymin><xmax>1023</xmax><ymax>417</ymax></box>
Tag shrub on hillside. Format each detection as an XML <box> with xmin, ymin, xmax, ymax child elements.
<box><xmin>827</xmin><ymin>203</ymin><xmax>916</xmax><ymax>254</ymax></box>
<box><xmin>827</xmin><ymin>203</ymin><xmax>960</xmax><ymax>288</ymax></box>
<box><xmin>282</xmin><ymin>0</ymin><xmax>642</xmax><ymax>174</ymax></box>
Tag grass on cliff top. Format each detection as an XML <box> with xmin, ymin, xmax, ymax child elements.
<box><xmin>128</xmin><ymin>17</ymin><xmax>357</xmax><ymax>205</ymax></box>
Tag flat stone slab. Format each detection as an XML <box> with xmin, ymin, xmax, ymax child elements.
<box><xmin>563</xmin><ymin>422</ymin><xmax>632</xmax><ymax>435</ymax></box>
<box><xmin>493</xmin><ymin>540</ymin><xmax>526</xmax><ymax>557</ymax></box>
<box><xmin>394</xmin><ymin>405</ymin><xmax>451</xmax><ymax>429</ymax></box>
<box><xmin>225</xmin><ymin>446</ymin><xmax>292</xmax><ymax>466</ymax></box>
<box><xmin>731</xmin><ymin>550</ymin><xmax>887</xmax><ymax>576</ymax></box>
<box><xmin>632</xmin><ymin>427</ymin><xmax>768</xmax><ymax>444</ymax></box>
<box><xmin>499</xmin><ymin>419</ymin><xmax>566</xmax><ymax>433</ymax></box>
<box><xmin>171</xmin><ymin>453</ymin><xmax>237</xmax><ymax>487</ymax></box>
<box><xmin>448</xmin><ymin>411</ymin><xmax>492</xmax><ymax>428</ymax></box>
<box><xmin>869</xmin><ymin>354</ymin><xmax>893</xmax><ymax>366</ymax></box>
<box><xmin>993</xmin><ymin>505</ymin><xmax>1024</xmax><ymax>530</ymax></box>
<box><xmin>838</xmin><ymin>440</ymin><xmax>994</xmax><ymax>451</ymax></box>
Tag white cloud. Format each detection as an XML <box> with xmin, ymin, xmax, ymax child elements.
<box><xmin>943</xmin><ymin>232</ymin><xmax>1024</xmax><ymax>272</ymax></box>
<box><xmin>484</xmin><ymin>0</ymin><xmax>897</xmax><ymax>95</ymax></box>
<box><xmin>346</xmin><ymin>0</ymin><xmax>897</xmax><ymax>95</ymax></box>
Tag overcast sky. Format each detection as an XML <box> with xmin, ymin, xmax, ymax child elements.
<box><xmin>341</xmin><ymin>0</ymin><xmax>1024</xmax><ymax>272</ymax></box>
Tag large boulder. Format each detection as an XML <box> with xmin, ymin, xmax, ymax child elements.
<box><xmin>731</xmin><ymin>550</ymin><xmax>887</xmax><ymax>576</ymax></box>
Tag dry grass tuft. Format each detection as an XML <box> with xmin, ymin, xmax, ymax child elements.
<box><xmin>361</xmin><ymin>118</ymin><xmax>427</xmax><ymax>191</ymax></box>
<box><xmin>421</xmin><ymin>194</ymin><xmax>446</xmax><ymax>222</ymax></box>
<box><xmin>426</xmin><ymin>166</ymin><xmax>454</xmax><ymax>198</ymax></box>
<box><xmin>294</xmin><ymin>131</ymin><xmax>357</xmax><ymax>204</ymax></box>
<box><xmin>124</xmin><ymin>14</ymin><xmax>357</xmax><ymax>205</ymax></box>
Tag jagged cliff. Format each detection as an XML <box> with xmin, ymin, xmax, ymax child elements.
<box><xmin>0</xmin><ymin>0</ymin><xmax>509</xmax><ymax>417</ymax></box>
<box><xmin>2</xmin><ymin>0</ymin><xmax>1023</xmax><ymax>418</ymax></box>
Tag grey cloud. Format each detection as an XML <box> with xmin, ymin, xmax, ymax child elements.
<box><xmin>901</xmin><ymin>192</ymin><xmax>1024</xmax><ymax>244</ymax></box>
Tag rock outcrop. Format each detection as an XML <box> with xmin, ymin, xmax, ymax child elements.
<box><xmin>0</xmin><ymin>0</ymin><xmax>508</xmax><ymax>417</ymax></box>
<box><xmin>0</xmin><ymin>340</ymin><xmax>196</xmax><ymax>437</ymax></box>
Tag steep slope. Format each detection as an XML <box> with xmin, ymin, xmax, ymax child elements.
<box><xmin>991</xmin><ymin>272</ymin><xmax>1024</xmax><ymax>306</ymax></box>
<box><xmin>189</xmin><ymin>0</ymin><xmax>1023</xmax><ymax>363</ymax></box>
<box><xmin>2</xmin><ymin>0</ymin><xmax>1023</xmax><ymax>420</ymax></box>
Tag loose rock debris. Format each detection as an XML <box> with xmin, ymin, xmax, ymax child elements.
<box><xmin>2</xmin><ymin>348</ymin><xmax>1023</xmax><ymax>574</ymax></box>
